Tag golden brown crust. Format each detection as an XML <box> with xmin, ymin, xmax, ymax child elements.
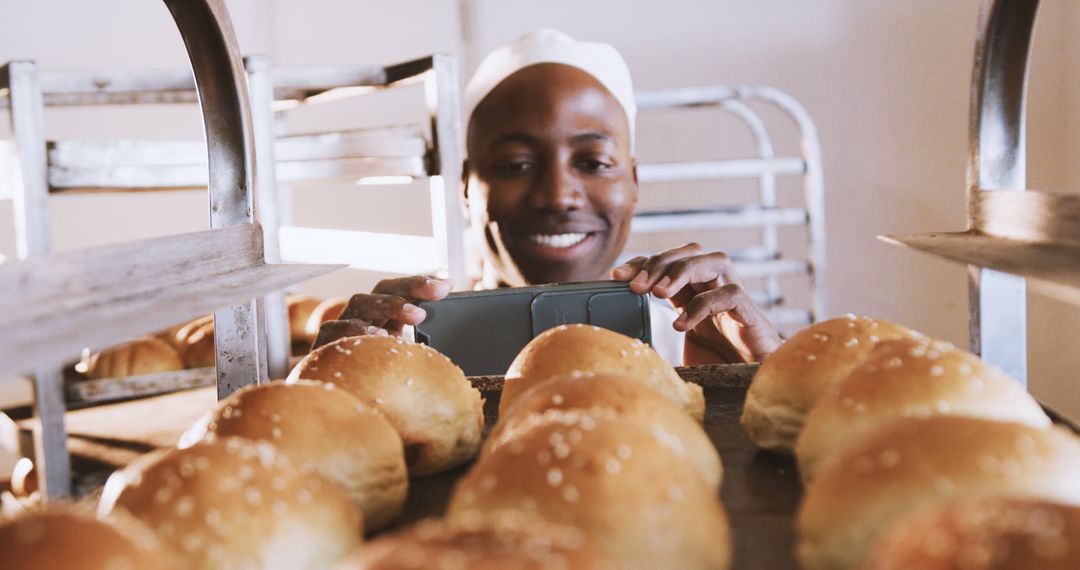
<box><xmin>336</xmin><ymin>518</ymin><xmax>620</xmax><ymax>570</ymax></box>
<box><xmin>180</xmin><ymin>380</ymin><xmax>408</xmax><ymax>532</ymax></box>
<box><xmin>796</xmin><ymin>337</ymin><xmax>1050</xmax><ymax>482</ymax></box>
<box><xmin>286</xmin><ymin>336</ymin><xmax>484</xmax><ymax>476</ymax></box>
<box><xmin>447</xmin><ymin>411</ymin><xmax>731</xmax><ymax>570</ymax></box>
<box><xmin>797</xmin><ymin>416</ymin><xmax>1080</xmax><ymax>570</ymax></box>
<box><xmin>98</xmin><ymin>437</ymin><xmax>361</xmax><ymax>569</ymax></box>
<box><xmin>501</xmin><ymin>324</ymin><xmax>704</xmax><ymax>421</ymax></box>
<box><xmin>0</xmin><ymin>506</ymin><xmax>174</xmax><ymax>569</ymax></box>
<box><xmin>741</xmin><ymin>315</ymin><xmax>919</xmax><ymax>453</ymax></box>
<box><xmin>174</xmin><ymin>315</ymin><xmax>216</xmax><ymax>369</ymax></box>
<box><xmin>305</xmin><ymin>297</ymin><xmax>349</xmax><ymax>339</ymax></box>
<box><xmin>490</xmin><ymin>373</ymin><xmax>722</xmax><ymax>489</ymax></box>
<box><xmin>87</xmin><ymin>336</ymin><xmax>185</xmax><ymax>379</ymax></box>
<box><xmin>863</xmin><ymin>496</ymin><xmax>1080</xmax><ymax>570</ymax></box>
<box><xmin>286</xmin><ymin>295</ymin><xmax>324</xmax><ymax>345</ymax></box>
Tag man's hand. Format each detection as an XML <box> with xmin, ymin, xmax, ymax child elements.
<box><xmin>612</xmin><ymin>243</ymin><xmax>782</xmax><ymax>364</ymax></box>
<box><xmin>311</xmin><ymin>275</ymin><xmax>453</xmax><ymax>349</ymax></box>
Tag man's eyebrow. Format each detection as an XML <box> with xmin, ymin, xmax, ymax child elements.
<box><xmin>489</xmin><ymin>132</ymin><xmax>539</xmax><ymax>148</ymax></box>
<box><xmin>570</xmin><ymin>131</ymin><xmax>613</xmax><ymax>144</ymax></box>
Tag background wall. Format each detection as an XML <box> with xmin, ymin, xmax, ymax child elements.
<box><xmin>1</xmin><ymin>0</ymin><xmax>1077</xmax><ymax>417</ymax></box>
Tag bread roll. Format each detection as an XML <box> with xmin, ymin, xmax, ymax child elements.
<box><xmin>286</xmin><ymin>336</ymin><xmax>484</xmax><ymax>476</ymax></box>
<box><xmin>797</xmin><ymin>416</ymin><xmax>1080</xmax><ymax>570</ymax></box>
<box><xmin>796</xmin><ymin>337</ymin><xmax>1050</xmax><ymax>482</ymax></box>
<box><xmin>741</xmin><ymin>314</ymin><xmax>919</xmax><ymax>453</ymax></box>
<box><xmin>863</xmin><ymin>496</ymin><xmax>1080</xmax><ymax>570</ymax></box>
<box><xmin>490</xmin><ymin>373</ymin><xmax>722</xmax><ymax>489</ymax></box>
<box><xmin>10</xmin><ymin>457</ymin><xmax>37</xmax><ymax>499</ymax></box>
<box><xmin>99</xmin><ymin>436</ymin><xmax>361</xmax><ymax>569</ymax></box>
<box><xmin>179</xmin><ymin>380</ymin><xmax>408</xmax><ymax>531</ymax></box>
<box><xmin>287</xmin><ymin>295</ymin><xmax>323</xmax><ymax>344</ymax></box>
<box><xmin>501</xmin><ymin>324</ymin><xmax>704</xmax><ymax>421</ymax></box>
<box><xmin>305</xmin><ymin>297</ymin><xmax>348</xmax><ymax>339</ymax></box>
<box><xmin>335</xmin><ymin>518</ymin><xmax>619</xmax><ymax>570</ymax></box>
<box><xmin>447</xmin><ymin>411</ymin><xmax>731</xmax><ymax>570</ymax></box>
<box><xmin>87</xmin><ymin>336</ymin><xmax>185</xmax><ymax>379</ymax></box>
<box><xmin>175</xmin><ymin>315</ymin><xmax>216</xmax><ymax>368</ymax></box>
<box><xmin>1</xmin><ymin>507</ymin><xmax>173</xmax><ymax>569</ymax></box>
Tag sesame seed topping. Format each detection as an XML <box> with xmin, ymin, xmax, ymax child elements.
<box><xmin>323</xmin><ymin>383</ymin><xmax>335</xmax><ymax>391</ymax></box>
<box><xmin>844</xmin><ymin>337</ymin><xmax>859</xmax><ymax>347</ymax></box>
<box><xmin>175</xmin><ymin>497</ymin><xmax>194</xmax><ymax>517</ymax></box>
<box><xmin>562</xmin><ymin>485</ymin><xmax>580</xmax><ymax>503</ymax></box>
<box><xmin>667</xmin><ymin>485</ymin><xmax>684</xmax><ymax>502</ymax></box>
<box><xmin>333</xmin><ymin>371</ymin><xmax>342</xmax><ymax>378</ymax></box>
<box><xmin>297</xmin><ymin>488</ymin><xmax>312</xmax><ymax>503</ymax></box>
<box><xmin>884</xmin><ymin>357</ymin><xmax>903</xmax><ymax>369</ymax></box>
<box><xmin>271</xmin><ymin>427</ymin><xmax>282</xmax><ymax>439</ymax></box>
<box><xmin>547</xmin><ymin>467</ymin><xmax>564</xmax><ymax>486</ymax></box>
<box><xmin>931</xmin><ymin>365</ymin><xmax>945</xmax><ymax>376</ymax></box>
<box><xmin>845</xmin><ymin>313</ymin><xmax>857</xmax><ymax>320</ymax></box>
<box><xmin>617</xmin><ymin>444</ymin><xmax>632</xmax><ymax>460</ymax></box>
<box><xmin>272</xmin><ymin>477</ymin><xmax>287</xmax><ymax>491</ymax></box>
<box><xmin>481</xmin><ymin>474</ymin><xmax>497</xmax><ymax>491</ymax></box>
<box><xmin>605</xmin><ymin>457</ymin><xmax>622</xmax><ymax>475</ymax></box>
<box><xmin>406</xmin><ymin>377</ymin><xmax>414</xmax><ymax>387</ymax></box>
<box><xmin>869</xmin><ymin>335</ymin><xmax>879</xmax><ymax>343</ymax></box>
<box><xmin>959</xmin><ymin>363</ymin><xmax>973</xmax><ymax>375</ymax></box>
<box><xmin>936</xmin><ymin>400</ymin><xmax>952</xmax><ymax>413</ymax></box>
<box><xmin>806</xmin><ymin>354</ymin><xmax>817</xmax><ymax>362</ymax></box>
<box><xmin>389</xmin><ymin>348</ymin><xmax>398</xmax><ymax>354</ymax></box>
<box><xmin>375</xmin><ymin>397</ymin><xmax>385</xmax><ymax>404</ymax></box>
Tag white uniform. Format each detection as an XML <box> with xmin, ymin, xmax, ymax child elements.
<box><xmin>648</xmin><ymin>297</ymin><xmax>685</xmax><ymax>366</ymax></box>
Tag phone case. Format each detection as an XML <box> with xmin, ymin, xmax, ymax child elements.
<box><xmin>415</xmin><ymin>281</ymin><xmax>651</xmax><ymax>376</ymax></box>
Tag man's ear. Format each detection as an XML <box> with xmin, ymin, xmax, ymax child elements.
<box><xmin>461</xmin><ymin>160</ymin><xmax>471</xmax><ymax>205</ymax></box>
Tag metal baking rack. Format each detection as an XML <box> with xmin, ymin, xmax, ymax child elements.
<box><xmin>880</xmin><ymin>0</ymin><xmax>1078</xmax><ymax>387</ymax></box>
<box><xmin>1</xmin><ymin>44</ymin><xmax>464</xmax><ymax>404</ymax></box>
<box><xmin>0</xmin><ymin>0</ymin><xmax>345</xmax><ymax>498</ymax></box>
<box><xmin>630</xmin><ymin>86</ymin><xmax>826</xmax><ymax>333</ymax></box>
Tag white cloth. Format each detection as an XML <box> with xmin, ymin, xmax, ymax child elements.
<box><xmin>648</xmin><ymin>297</ymin><xmax>685</xmax><ymax>366</ymax></box>
<box><xmin>463</xmin><ymin>28</ymin><xmax>637</xmax><ymax>152</ymax></box>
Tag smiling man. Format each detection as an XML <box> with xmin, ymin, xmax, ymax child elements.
<box><xmin>316</xmin><ymin>29</ymin><xmax>781</xmax><ymax>365</ymax></box>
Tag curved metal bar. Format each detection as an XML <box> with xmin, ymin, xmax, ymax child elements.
<box><xmin>967</xmin><ymin>0</ymin><xmax>1040</xmax><ymax>384</ymax></box>
<box><xmin>162</xmin><ymin>0</ymin><xmax>268</xmax><ymax>396</ymax></box>
<box><xmin>162</xmin><ymin>0</ymin><xmax>254</xmax><ymax>225</ymax></box>
<box><xmin>719</xmin><ymin>98</ymin><xmax>781</xmax><ymax>302</ymax></box>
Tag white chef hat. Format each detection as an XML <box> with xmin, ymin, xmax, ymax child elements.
<box><xmin>463</xmin><ymin>28</ymin><xmax>636</xmax><ymax>153</ymax></box>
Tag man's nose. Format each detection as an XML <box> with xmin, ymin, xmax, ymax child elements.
<box><xmin>531</xmin><ymin>163</ymin><xmax>585</xmax><ymax>212</ymax></box>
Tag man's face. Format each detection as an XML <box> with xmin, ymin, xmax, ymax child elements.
<box><xmin>465</xmin><ymin>63</ymin><xmax>637</xmax><ymax>286</ymax></box>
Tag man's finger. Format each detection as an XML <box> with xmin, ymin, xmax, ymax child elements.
<box><xmin>340</xmin><ymin>293</ymin><xmax>427</xmax><ymax>327</ymax></box>
<box><xmin>611</xmin><ymin>256</ymin><xmax>648</xmax><ymax>280</ymax></box>
<box><xmin>650</xmin><ymin>252</ymin><xmax>737</xmax><ymax>300</ymax></box>
<box><xmin>630</xmin><ymin>243</ymin><xmax>703</xmax><ymax>294</ymax></box>
<box><xmin>373</xmin><ymin>275</ymin><xmax>453</xmax><ymax>302</ymax></box>
<box><xmin>674</xmin><ymin>283</ymin><xmax>758</xmax><ymax>333</ymax></box>
<box><xmin>311</xmin><ymin>319</ymin><xmax>389</xmax><ymax>350</ymax></box>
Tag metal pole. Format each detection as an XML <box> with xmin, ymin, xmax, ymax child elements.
<box><xmin>428</xmin><ymin>54</ymin><xmax>467</xmax><ymax>288</ymax></box>
<box><xmin>967</xmin><ymin>0</ymin><xmax>1040</xmax><ymax>384</ymax></box>
<box><xmin>162</xmin><ymin>0</ymin><xmax>268</xmax><ymax>397</ymax></box>
<box><xmin>245</xmin><ymin>55</ymin><xmax>291</xmax><ymax>380</ymax></box>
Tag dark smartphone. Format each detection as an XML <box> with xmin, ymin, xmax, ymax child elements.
<box><xmin>415</xmin><ymin>281</ymin><xmax>651</xmax><ymax>376</ymax></box>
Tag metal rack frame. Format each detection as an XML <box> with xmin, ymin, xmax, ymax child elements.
<box><xmin>2</xmin><ymin>53</ymin><xmax>464</xmax><ymax>403</ymax></box>
<box><xmin>0</xmin><ymin>0</ymin><xmax>342</xmax><ymax>498</ymax></box>
<box><xmin>631</xmin><ymin>86</ymin><xmax>827</xmax><ymax>329</ymax></box>
<box><xmin>883</xmin><ymin>0</ymin><xmax>1080</xmax><ymax>387</ymax></box>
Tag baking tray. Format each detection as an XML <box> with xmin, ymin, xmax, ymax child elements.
<box><xmin>12</xmin><ymin>363</ymin><xmax>1079</xmax><ymax>570</ymax></box>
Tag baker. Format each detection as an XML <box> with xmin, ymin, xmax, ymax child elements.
<box><xmin>316</xmin><ymin>29</ymin><xmax>781</xmax><ymax>365</ymax></box>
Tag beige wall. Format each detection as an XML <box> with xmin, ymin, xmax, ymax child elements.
<box><xmin>0</xmin><ymin>0</ymin><xmax>1077</xmax><ymax>417</ymax></box>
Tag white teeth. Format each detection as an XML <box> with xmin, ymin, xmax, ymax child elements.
<box><xmin>526</xmin><ymin>233</ymin><xmax>588</xmax><ymax>248</ymax></box>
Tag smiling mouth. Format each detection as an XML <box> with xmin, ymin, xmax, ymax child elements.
<box><xmin>524</xmin><ymin>232</ymin><xmax>590</xmax><ymax>249</ymax></box>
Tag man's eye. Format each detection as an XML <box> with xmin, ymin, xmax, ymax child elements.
<box><xmin>577</xmin><ymin>158</ymin><xmax>613</xmax><ymax>172</ymax></box>
<box><xmin>496</xmin><ymin>160</ymin><xmax>534</xmax><ymax>174</ymax></box>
